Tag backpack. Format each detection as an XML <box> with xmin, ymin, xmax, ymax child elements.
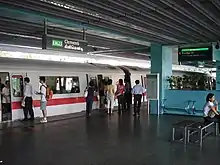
<box><xmin>40</xmin><ymin>85</ymin><xmax>53</xmax><ymax>100</ymax></box>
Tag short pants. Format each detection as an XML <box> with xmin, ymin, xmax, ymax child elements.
<box><xmin>40</xmin><ymin>101</ymin><xmax>47</xmax><ymax>110</ymax></box>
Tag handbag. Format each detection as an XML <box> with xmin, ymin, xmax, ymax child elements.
<box><xmin>84</xmin><ymin>88</ymin><xmax>88</xmax><ymax>98</ymax></box>
<box><xmin>21</xmin><ymin>98</ymin><xmax>25</xmax><ymax>107</ymax></box>
<box><xmin>208</xmin><ymin>110</ymin><xmax>215</xmax><ymax>118</ymax></box>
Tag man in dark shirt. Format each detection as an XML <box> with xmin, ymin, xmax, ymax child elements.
<box><xmin>85</xmin><ymin>81</ymin><xmax>95</xmax><ymax>117</ymax></box>
<box><xmin>124</xmin><ymin>81</ymin><xmax>132</xmax><ymax>111</ymax></box>
<box><xmin>99</xmin><ymin>79</ymin><xmax>105</xmax><ymax>109</ymax></box>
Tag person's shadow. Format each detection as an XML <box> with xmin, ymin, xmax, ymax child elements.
<box><xmin>133</xmin><ymin>117</ymin><xmax>141</xmax><ymax>138</ymax></box>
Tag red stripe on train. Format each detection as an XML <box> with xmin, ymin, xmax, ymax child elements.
<box><xmin>12</xmin><ymin>96</ymin><xmax>98</xmax><ymax>110</ymax></box>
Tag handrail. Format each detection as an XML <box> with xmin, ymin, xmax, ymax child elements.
<box><xmin>162</xmin><ymin>99</ymin><xmax>199</xmax><ymax>115</ymax></box>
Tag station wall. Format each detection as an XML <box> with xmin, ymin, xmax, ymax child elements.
<box><xmin>164</xmin><ymin>89</ymin><xmax>220</xmax><ymax>116</ymax></box>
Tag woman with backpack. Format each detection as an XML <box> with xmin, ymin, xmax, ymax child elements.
<box><xmin>84</xmin><ymin>81</ymin><xmax>96</xmax><ymax>117</ymax></box>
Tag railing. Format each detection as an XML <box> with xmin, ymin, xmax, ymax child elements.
<box><xmin>161</xmin><ymin>99</ymin><xmax>199</xmax><ymax>115</ymax></box>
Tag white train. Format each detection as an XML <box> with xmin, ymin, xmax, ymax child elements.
<box><xmin>0</xmin><ymin>57</ymin><xmax>206</xmax><ymax>122</ymax></box>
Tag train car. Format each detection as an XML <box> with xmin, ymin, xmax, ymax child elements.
<box><xmin>0</xmin><ymin>57</ymin><xmax>207</xmax><ymax>122</ymax></box>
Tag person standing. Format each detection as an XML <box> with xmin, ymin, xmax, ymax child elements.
<box><xmin>105</xmin><ymin>79</ymin><xmax>115</xmax><ymax>115</ymax></box>
<box><xmin>124</xmin><ymin>81</ymin><xmax>132</xmax><ymax>111</ymax></box>
<box><xmin>36</xmin><ymin>77</ymin><xmax>48</xmax><ymax>123</ymax></box>
<box><xmin>132</xmin><ymin>80</ymin><xmax>145</xmax><ymax>116</ymax></box>
<box><xmin>23</xmin><ymin>77</ymin><xmax>34</xmax><ymax>121</ymax></box>
<box><xmin>2</xmin><ymin>81</ymin><xmax>11</xmax><ymax>120</ymax></box>
<box><xmin>85</xmin><ymin>81</ymin><xmax>95</xmax><ymax>117</ymax></box>
<box><xmin>99</xmin><ymin>79</ymin><xmax>105</xmax><ymax>110</ymax></box>
<box><xmin>116</xmin><ymin>79</ymin><xmax>125</xmax><ymax>114</ymax></box>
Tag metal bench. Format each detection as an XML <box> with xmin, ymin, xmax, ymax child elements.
<box><xmin>187</xmin><ymin>121</ymin><xmax>219</xmax><ymax>147</ymax></box>
<box><xmin>171</xmin><ymin>120</ymin><xmax>198</xmax><ymax>144</ymax></box>
<box><xmin>162</xmin><ymin>99</ymin><xmax>196</xmax><ymax>114</ymax></box>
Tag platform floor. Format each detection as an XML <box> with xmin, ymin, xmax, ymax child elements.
<box><xmin>0</xmin><ymin>110</ymin><xmax>220</xmax><ymax>165</ymax></box>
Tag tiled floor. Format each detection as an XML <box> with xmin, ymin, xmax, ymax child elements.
<box><xmin>0</xmin><ymin>110</ymin><xmax>219</xmax><ymax>165</ymax></box>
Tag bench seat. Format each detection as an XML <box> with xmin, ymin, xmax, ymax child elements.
<box><xmin>187</xmin><ymin>121</ymin><xmax>219</xmax><ymax>147</ymax></box>
<box><xmin>171</xmin><ymin>120</ymin><xmax>198</xmax><ymax>144</ymax></box>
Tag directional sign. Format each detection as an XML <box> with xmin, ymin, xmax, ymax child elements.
<box><xmin>178</xmin><ymin>46</ymin><xmax>212</xmax><ymax>62</ymax></box>
<box><xmin>42</xmin><ymin>34</ymin><xmax>88</xmax><ymax>52</ymax></box>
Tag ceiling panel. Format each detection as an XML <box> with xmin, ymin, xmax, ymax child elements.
<box><xmin>0</xmin><ymin>0</ymin><xmax>220</xmax><ymax>60</ymax></box>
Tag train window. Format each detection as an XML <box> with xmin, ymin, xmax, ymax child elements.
<box><xmin>71</xmin><ymin>76</ymin><xmax>80</xmax><ymax>93</ymax></box>
<box><xmin>44</xmin><ymin>76</ymin><xmax>80</xmax><ymax>94</ymax></box>
<box><xmin>12</xmin><ymin>75</ymin><xmax>23</xmax><ymax>97</ymax></box>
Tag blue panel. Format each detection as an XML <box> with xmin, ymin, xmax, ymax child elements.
<box><xmin>149</xmin><ymin>100</ymin><xmax>159</xmax><ymax>115</ymax></box>
<box><xmin>164</xmin><ymin>90</ymin><xmax>220</xmax><ymax>116</ymax></box>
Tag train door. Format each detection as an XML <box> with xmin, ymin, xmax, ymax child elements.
<box><xmin>0</xmin><ymin>72</ymin><xmax>11</xmax><ymax>122</ymax></box>
<box><xmin>97</xmin><ymin>74</ymin><xmax>103</xmax><ymax>91</ymax></box>
<box><xmin>89</xmin><ymin>75</ymin><xmax>98</xmax><ymax>90</ymax></box>
<box><xmin>88</xmin><ymin>75</ymin><xmax>98</xmax><ymax>109</ymax></box>
<box><xmin>141</xmin><ymin>75</ymin><xmax>144</xmax><ymax>87</ymax></box>
<box><xmin>141</xmin><ymin>75</ymin><xmax>145</xmax><ymax>102</ymax></box>
<box><xmin>97</xmin><ymin>74</ymin><xmax>104</xmax><ymax>109</ymax></box>
<box><xmin>86</xmin><ymin>74</ymin><xmax>89</xmax><ymax>87</ymax></box>
<box><xmin>11</xmin><ymin>74</ymin><xmax>25</xmax><ymax>121</ymax></box>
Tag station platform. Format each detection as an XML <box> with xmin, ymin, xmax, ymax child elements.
<box><xmin>0</xmin><ymin>109</ymin><xmax>219</xmax><ymax>165</ymax></box>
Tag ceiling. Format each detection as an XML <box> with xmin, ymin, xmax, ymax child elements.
<box><xmin>0</xmin><ymin>0</ymin><xmax>220</xmax><ymax>60</ymax></box>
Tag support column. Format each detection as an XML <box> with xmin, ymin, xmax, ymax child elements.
<box><xmin>213</xmin><ymin>44</ymin><xmax>220</xmax><ymax>90</ymax></box>
<box><xmin>150</xmin><ymin>43</ymin><xmax>172</xmax><ymax>114</ymax></box>
<box><xmin>216</xmin><ymin>61</ymin><xmax>220</xmax><ymax>90</ymax></box>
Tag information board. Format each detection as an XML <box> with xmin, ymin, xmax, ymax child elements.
<box><xmin>42</xmin><ymin>34</ymin><xmax>88</xmax><ymax>52</ymax></box>
<box><xmin>146</xmin><ymin>74</ymin><xmax>159</xmax><ymax>100</ymax></box>
<box><xmin>178</xmin><ymin>46</ymin><xmax>212</xmax><ymax>62</ymax></box>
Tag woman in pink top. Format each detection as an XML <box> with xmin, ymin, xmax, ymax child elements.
<box><xmin>116</xmin><ymin>79</ymin><xmax>125</xmax><ymax>114</ymax></box>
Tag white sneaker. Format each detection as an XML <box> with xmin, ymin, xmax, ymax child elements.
<box><xmin>40</xmin><ymin>118</ymin><xmax>47</xmax><ymax>123</ymax></box>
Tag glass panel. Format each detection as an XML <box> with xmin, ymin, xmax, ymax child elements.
<box><xmin>42</xmin><ymin>76</ymin><xmax>80</xmax><ymax>94</ymax></box>
<box><xmin>71</xmin><ymin>76</ymin><xmax>80</xmax><ymax>93</ymax></box>
<box><xmin>66</xmin><ymin>78</ymin><xmax>72</xmax><ymax>91</ymax></box>
<box><xmin>12</xmin><ymin>75</ymin><xmax>23</xmax><ymax>97</ymax></box>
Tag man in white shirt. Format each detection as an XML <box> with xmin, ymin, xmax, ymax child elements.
<box><xmin>132</xmin><ymin>80</ymin><xmax>145</xmax><ymax>116</ymax></box>
<box><xmin>36</xmin><ymin>77</ymin><xmax>47</xmax><ymax>123</ymax></box>
<box><xmin>23</xmin><ymin>77</ymin><xmax>34</xmax><ymax>121</ymax></box>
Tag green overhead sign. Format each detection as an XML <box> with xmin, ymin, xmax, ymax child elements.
<box><xmin>181</xmin><ymin>47</ymin><xmax>209</xmax><ymax>52</ymax></box>
<box><xmin>52</xmin><ymin>39</ymin><xmax>63</xmax><ymax>47</ymax></box>
<box><xmin>42</xmin><ymin>34</ymin><xmax>88</xmax><ymax>52</ymax></box>
<box><xmin>178</xmin><ymin>46</ymin><xmax>212</xmax><ymax>62</ymax></box>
